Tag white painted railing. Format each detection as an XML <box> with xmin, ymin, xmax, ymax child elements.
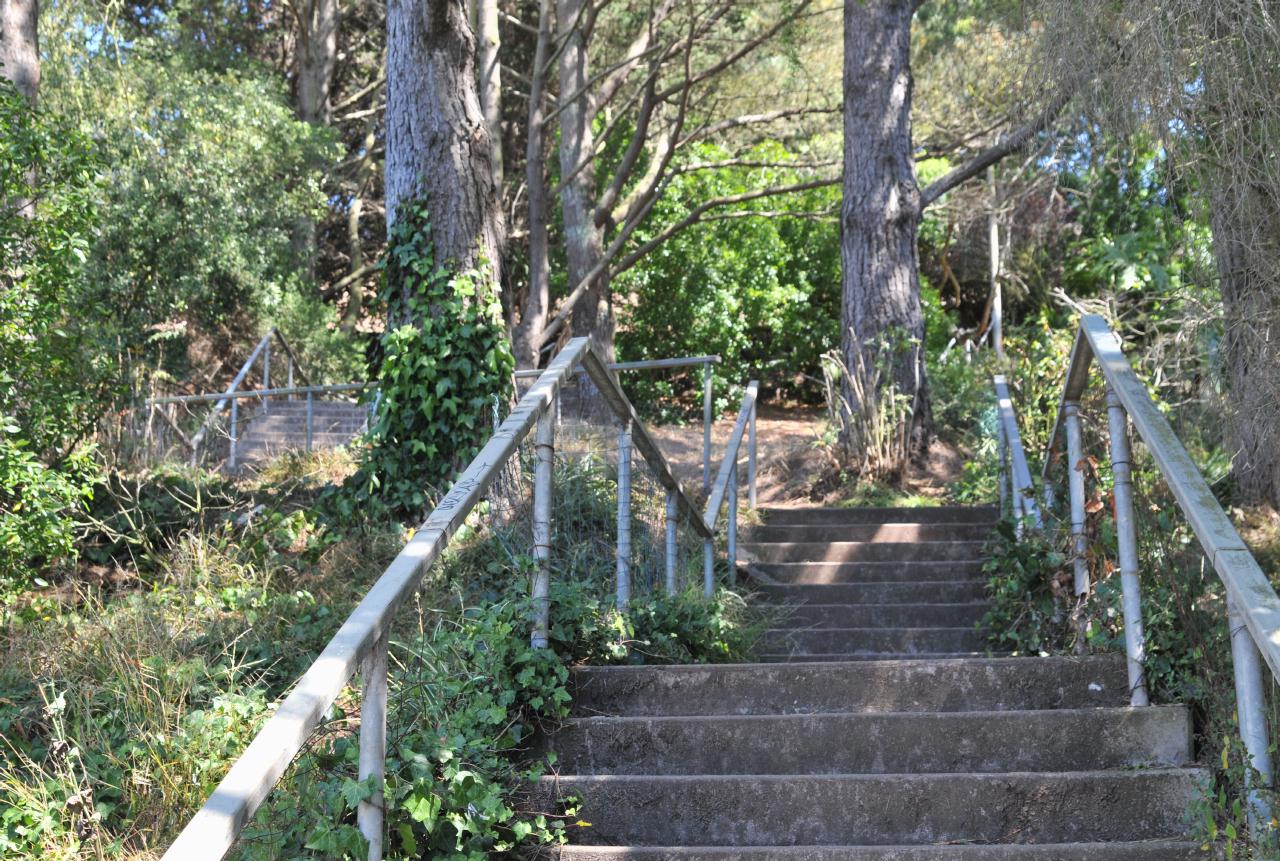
<box><xmin>162</xmin><ymin>338</ymin><xmax>755</xmax><ymax>860</ymax></box>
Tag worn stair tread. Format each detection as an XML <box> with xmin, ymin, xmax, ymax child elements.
<box><xmin>746</xmin><ymin>542</ymin><xmax>989</xmax><ymax>564</ymax></box>
<box><xmin>761</xmin><ymin>506</ymin><xmax>1000</xmax><ymax>525</ymax></box>
<box><xmin>750</xmin><ymin>524</ymin><xmax>997</xmax><ymax>543</ymax></box>
<box><xmin>750</xmin><ymin>581</ymin><xmax>990</xmax><ymax>603</ymax></box>
<box><xmin>547</xmin><ymin>705</ymin><xmax>1192</xmax><ymax>775</ymax></box>
<box><xmin>774</xmin><ymin>603</ymin><xmax>990</xmax><ymax>628</ymax></box>
<box><xmin>555</xmin><ymin>842</ymin><xmax>1208</xmax><ymax>860</ymax></box>
<box><xmin>535</xmin><ymin>769</ymin><xmax>1207</xmax><ymax>846</ymax></box>
<box><xmin>761</xmin><ymin>627</ymin><xmax>990</xmax><ymax>656</ymax></box>
<box><xmin>569</xmin><ymin>656</ymin><xmax>1132</xmax><ymax>716</ymax></box>
<box><xmin>757</xmin><ymin>652</ymin><xmax>1014</xmax><ymax>662</ymax></box>
<box><xmin>752</xmin><ymin>562</ymin><xmax>986</xmax><ymax>585</ymax></box>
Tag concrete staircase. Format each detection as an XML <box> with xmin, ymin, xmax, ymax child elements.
<box><xmin>234</xmin><ymin>400</ymin><xmax>367</xmax><ymax>466</ymax></box>
<box><xmin>540</xmin><ymin>505</ymin><xmax>1208</xmax><ymax>858</ymax></box>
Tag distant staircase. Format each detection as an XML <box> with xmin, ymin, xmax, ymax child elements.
<box><xmin>234</xmin><ymin>399</ymin><xmax>368</xmax><ymax>466</ymax></box>
<box><xmin>541</xmin><ymin>504</ymin><xmax>1207</xmax><ymax>858</ymax></box>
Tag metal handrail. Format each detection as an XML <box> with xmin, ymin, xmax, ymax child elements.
<box><xmin>1033</xmin><ymin>313</ymin><xmax>1278</xmax><ymax>830</ymax></box>
<box><xmin>182</xmin><ymin>328</ymin><xmax>312</xmax><ymax>464</ymax></box>
<box><xmin>701</xmin><ymin>381</ymin><xmax>759</xmax><ymax>593</ymax></box>
<box><xmin>992</xmin><ymin>374</ymin><xmax>1041</xmax><ymax>529</ymax></box>
<box><xmin>163</xmin><ymin>338</ymin><xmax>728</xmax><ymax>861</ymax></box>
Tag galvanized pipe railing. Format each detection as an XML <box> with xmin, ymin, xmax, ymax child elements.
<box><xmin>1014</xmin><ymin>314</ymin><xmax>1279</xmax><ymax>831</ymax></box>
<box><xmin>163</xmin><ymin>339</ymin><xmax>745</xmax><ymax>861</ymax></box>
<box><xmin>992</xmin><ymin>374</ymin><xmax>1041</xmax><ymax>530</ymax></box>
<box><xmin>702</xmin><ymin>381</ymin><xmax>759</xmax><ymax>594</ymax></box>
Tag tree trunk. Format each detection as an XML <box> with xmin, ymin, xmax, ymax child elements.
<box><xmin>0</xmin><ymin>0</ymin><xmax>38</xmax><ymax>104</ymax></box>
<box><xmin>475</xmin><ymin>0</ymin><xmax>503</xmax><ymax>191</ymax></box>
<box><xmin>556</xmin><ymin>0</ymin><xmax>614</xmax><ymax>360</ymax></box>
<box><xmin>840</xmin><ymin>0</ymin><xmax>930</xmax><ymax>456</ymax></box>
<box><xmin>386</xmin><ymin>0</ymin><xmax>503</xmax><ymax>302</ymax></box>
<box><xmin>296</xmin><ymin>0</ymin><xmax>339</xmax><ymax>124</ymax></box>
<box><xmin>512</xmin><ymin>0</ymin><xmax>552</xmax><ymax>369</ymax></box>
<box><xmin>1211</xmin><ymin>184</ymin><xmax>1280</xmax><ymax>507</ymax></box>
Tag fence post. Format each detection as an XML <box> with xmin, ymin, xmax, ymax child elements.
<box><xmin>357</xmin><ymin>632</ymin><xmax>388</xmax><ymax>861</ymax></box>
<box><xmin>1105</xmin><ymin>387</ymin><xmax>1149</xmax><ymax>707</ymax></box>
<box><xmin>305</xmin><ymin>391</ymin><xmax>314</xmax><ymax>452</ymax></box>
<box><xmin>287</xmin><ymin>355</ymin><xmax>294</xmax><ymax>400</ymax></box>
<box><xmin>665</xmin><ymin>489</ymin><xmax>678</xmax><ymax>596</ymax></box>
<box><xmin>229</xmin><ymin>398</ymin><xmax>239</xmax><ymax>471</ymax></box>
<box><xmin>748</xmin><ymin>400</ymin><xmax>757</xmax><ymax>509</ymax></box>
<box><xmin>702</xmin><ymin>363</ymin><xmax>713</xmax><ymax>495</ymax></box>
<box><xmin>1228</xmin><ymin>595</ymin><xmax>1276</xmax><ymax>836</ymax></box>
<box><xmin>727</xmin><ymin>461</ymin><xmax>738</xmax><ymax>586</ymax></box>
<box><xmin>262</xmin><ymin>340</ymin><xmax>271</xmax><ymax>416</ymax></box>
<box><xmin>616</xmin><ymin>420</ymin><xmax>632</xmax><ymax>610</ymax></box>
<box><xmin>532</xmin><ymin>400</ymin><xmax>555</xmax><ymax>647</ymax></box>
<box><xmin>703</xmin><ymin>537</ymin><xmax>714</xmax><ymax>598</ymax></box>
<box><xmin>1063</xmin><ymin>401</ymin><xmax>1089</xmax><ymax>653</ymax></box>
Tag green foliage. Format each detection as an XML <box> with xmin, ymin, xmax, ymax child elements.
<box><xmin>0</xmin><ymin>80</ymin><xmax>107</xmax><ymax>596</ymax></box>
<box><xmin>353</xmin><ymin>199</ymin><xmax>514</xmax><ymax>519</ymax></box>
<box><xmin>979</xmin><ymin>521</ymin><xmax>1068</xmax><ymax>654</ymax></box>
<box><xmin>616</xmin><ymin>142</ymin><xmax>839</xmax><ymax>418</ymax></box>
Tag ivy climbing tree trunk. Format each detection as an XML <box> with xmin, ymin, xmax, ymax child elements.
<box><xmin>556</xmin><ymin>0</ymin><xmax>615</xmax><ymax>361</ymax></box>
<box><xmin>386</xmin><ymin>0</ymin><xmax>504</xmax><ymax>307</ymax></box>
<box><xmin>840</xmin><ymin>0</ymin><xmax>930</xmax><ymax>458</ymax></box>
<box><xmin>0</xmin><ymin>0</ymin><xmax>38</xmax><ymax>105</ymax></box>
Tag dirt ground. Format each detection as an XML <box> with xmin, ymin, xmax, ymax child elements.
<box><xmin>648</xmin><ymin>405</ymin><xmax>967</xmax><ymax>507</ymax></box>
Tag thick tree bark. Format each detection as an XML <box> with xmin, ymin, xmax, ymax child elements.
<box><xmin>296</xmin><ymin>0</ymin><xmax>339</xmax><ymax>124</ymax></box>
<box><xmin>512</xmin><ymin>0</ymin><xmax>552</xmax><ymax>368</ymax></box>
<box><xmin>1211</xmin><ymin>185</ymin><xmax>1280</xmax><ymax>507</ymax></box>
<box><xmin>556</xmin><ymin>0</ymin><xmax>614</xmax><ymax>360</ymax></box>
<box><xmin>386</xmin><ymin>0</ymin><xmax>503</xmax><ymax>305</ymax></box>
<box><xmin>841</xmin><ymin>0</ymin><xmax>930</xmax><ymax>453</ymax></box>
<box><xmin>0</xmin><ymin>0</ymin><xmax>38</xmax><ymax>104</ymax></box>
<box><xmin>475</xmin><ymin>0</ymin><xmax>503</xmax><ymax>190</ymax></box>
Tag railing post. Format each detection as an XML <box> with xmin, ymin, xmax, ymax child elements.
<box><xmin>702</xmin><ymin>363</ymin><xmax>713</xmax><ymax>495</ymax></box>
<box><xmin>997</xmin><ymin>418</ymin><xmax>1009</xmax><ymax>517</ymax></box>
<box><xmin>703</xmin><ymin>537</ymin><xmax>714</xmax><ymax>598</ymax></box>
<box><xmin>262</xmin><ymin>339</ymin><xmax>271</xmax><ymax>416</ymax></box>
<box><xmin>747</xmin><ymin>399</ymin><xmax>757</xmax><ymax>509</ymax></box>
<box><xmin>665</xmin><ymin>489</ymin><xmax>678</xmax><ymax>596</ymax></box>
<box><xmin>1064</xmin><ymin>401</ymin><xmax>1090</xmax><ymax>654</ymax></box>
<box><xmin>229</xmin><ymin>398</ymin><xmax>239</xmax><ymax>471</ymax></box>
<box><xmin>1228</xmin><ymin>595</ymin><xmax>1276</xmax><ymax>835</ymax></box>
<box><xmin>357</xmin><ymin>632</ymin><xmax>388</xmax><ymax>861</ymax></box>
<box><xmin>1105</xmin><ymin>387</ymin><xmax>1149</xmax><ymax>707</ymax></box>
<box><xmin>287</xmin><ymin>354</ymin><xmax>294</xmax><ymax>400</ymax></box>
<box><xmin>616</xmin><ymin>420</ymin><xmax>632</xmax><ymax>610</ymax></box>
<box><xmin>305</xmin><ymin>390</ymin><xmax>314</xmax><ymax>452</ymax></box>
<box><xmin>532</xmin><ymin>401</ymin><xmax>555</xmax><ymax>647</ymax></box>
<box><xmin>727</xmin><ymin>461</ymin><xmax>738</xmax><ymax>586</ymax></box>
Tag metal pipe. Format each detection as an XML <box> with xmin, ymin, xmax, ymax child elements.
<box><xmin>1228</xmin><ymin>595</ymin><xmax>1276</xmax><ymax>835</ymax></box>
<box><xmin>747</xmin><ymin>400</ymin><xmax>757</xmax><ymax>509</ymax></box>
<box><xmin>357</xmin><ymin>633</ymin><xmax>388</xmax><ymax>861</ymax></box>
<box><xmin>1106</xmin><ymin>387</ymin><xmax>1149</xmax><ymax>707</ymax></box>
<box><xmin>262</xmin><ymin>340</ymin><xmax>270</xmax><ymax>416</ymax></box>
<box><xmin>532</xmin><ymin>402</ymin><xmax>555</xmax><ymax>647</ymax></box>
<box><xmin>616</xmin><ymin>420</ymin><xmax>633</xmax><ymax>610</ymax></box>
<box><xmin>1064</xmin><ymin>402</ymin><xmax>1088</xmax><ymax>599</ymax></box>
<box><xmin>727</xmin><ymin>462</ymin><xmax>738</xmax><ymax>587</ymax></box>
<box><xmin>229</xmin><ymin>398</ymin><xmax>239</xmax><ymax>471</ymax></box>
<box><xmin>703</xmin><ymin>537</ymin><xmax>714</xmax><ymax>598</ymax></box>
<box><xmin>997</xmin><ymin>418</ymin><xmax>1009</xmax><ymax>517</ymax></box>
<box><xmin>287</xmin><ymin>357</ymin><xmax>294</xmax><ymax>400</ymax></box>
<box><xmin>305</xmin><ymin>391</ymin><xmax>314</xmax><ymax>452</ymax></box>
<box><xmin>703</xmin><ymin>364</ymin><xmax>713</xmax><ymax>495</ymax></box>
<box><xmin>512</xmin><ymin>354</ymin><xmax>721</xmax><ymax>378</ymax></box>
<box><xmin>150</xmin><ymin>381</ymin><xmax>371</xmax><ymax>406</ymax></box>
<box><xmin>665</xmin><ymin>489</ymin><xmax>678</xmax><ymax>595</ymax></box>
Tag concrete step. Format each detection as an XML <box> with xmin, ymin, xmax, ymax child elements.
<box><xmin>776</xmin><ymin>603</ymin><xmax>989</xmax><ymax>628</ymax></box>
<box><xmin>556</xmin><ymin>843</ymin><xmax>1207</xmax><ymax>860</ymax></box>
<box><xmin>750</xmin><ymin>580</ymin><xmax>989</xmax><ymax>604</ymax></box>
<box><xmin>762</xmin><ymin>506</ymin><xmax>1000</xmax><ymax>526</ymax></box>
<box><xmin>569</xmin><ymin>657</ymin><xmax>1132</xmax><ymax>717</ymax></box>
<box><xmin>745</xmin><ymin>542</ymin><xmax>988</xmax><ymax>564</ymax></box>
<box><xmin>752</xmin><ymin>561</ymin><xmax>985</xmax><ymax>584</ymax></box>
<box><xmin>547</xmin><ymin>705</ymin><xmax>1191</xmax><ymax>775</ymax></box>
<box><xmin>750</xmin><ymin>523</ymin><xmax>996</xmax><ymax>543</ymax></box>
<box><xmin>762</xmin><ymin>627</ymin><xmax>989</xmax><ymax>656</ymax></box>
<box><xmin>534</xmin><ymin>769</ymin><xmax>1206</xmax><ymax>845</ymax></box>
<box><xmin>756</xmin><ymin>651</ymin><xmax>1014</xmax><ymax>662</ymax></box>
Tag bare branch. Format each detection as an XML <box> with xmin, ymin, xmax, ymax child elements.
<box><xmin>677</xmin><ymin>106</ymin><xmax>839</xmax><ymax>148</ymax></box>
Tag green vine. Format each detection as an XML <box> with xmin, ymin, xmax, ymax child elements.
<box><xmin>356</xmin><ymin>197</ymin><xmax>514</xmax><ymax>519</ymax></box>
